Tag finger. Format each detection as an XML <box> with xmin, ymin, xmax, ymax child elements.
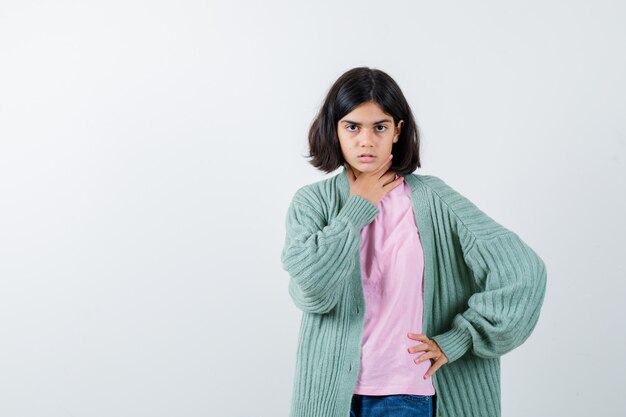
<box><xmin>383</xmin><ymin>176</ymin><xmax>404</xmax><ymax>192</ymax></box>
<box><xmin>382</xmin><ymin>170</ymin><xmax>396</xmax><ymax>181</ymax></box>
<box><xmin>383</xmin><ymin>171</ymin><xmax>400</xmax><ymax>185</ymax></box>
<box><xmin>414</xmin><ymin>351</ymin><xmax>437</xmax><ymax>364</ymax></box>
<box><xmin>430</xmin><ymin>339</ymin><xmax>443</xmax><ymax>352</ymax></box>
<box><xmin>407</xmin><ymin>333</ymin><xmax>428</xmax><ymax>341</ymax></box>
<box><xmin>407</xmin><ymin>343</ymin><xmax>429</xmax><ymax>354</ymax></box>
<box><xmin>424</xmin><ymin>358</ymin><xmax>446</xmax><ymax>379</ymax></box>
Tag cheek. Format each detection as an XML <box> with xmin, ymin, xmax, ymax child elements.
<box><xmin>338</xmin><ymin>138</ymin><xmax>352</xmax><ymax>151</ymax></box>
<box><xmin>337</xmin><ymin>141</ymin><xmax>349</xmax><ymax>156</ymax></box>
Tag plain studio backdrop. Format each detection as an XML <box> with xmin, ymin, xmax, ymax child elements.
<box><xmin>1</xmin><ymin>1</ymin><xmax>625</xmax><ymax>416</ymax></box>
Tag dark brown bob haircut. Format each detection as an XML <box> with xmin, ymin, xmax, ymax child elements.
<box><xmin>306</xmin><ymin>67</ymin><xmax>421</xmax><ymax>175</ymax></box>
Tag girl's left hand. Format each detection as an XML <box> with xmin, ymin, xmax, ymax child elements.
<box><xmin>407</xmin><ymin>333</ymin><xmax>449</xmax><ymax>379</ymax></box>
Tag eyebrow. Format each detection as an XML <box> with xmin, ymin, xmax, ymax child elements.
<box><xmin>340</xmin><ymin>119</ymin><xmax>392</xmax><ymax>125</ymax></box>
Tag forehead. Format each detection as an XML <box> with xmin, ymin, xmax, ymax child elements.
<box><xmin>339</xmin><ymin>102</ymin><xmax>393</xmax><ymax>124</ymax></box>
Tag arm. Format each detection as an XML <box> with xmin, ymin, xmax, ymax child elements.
<box><xmin>431</xmin><ymin>231</ymin><xmax>547</xmax><ymax>363</ymax></box>
<box><xmin>281</xmin><ymin>190</ymin><xmax>379</xmax><ymax>314</ymax></box>
<box><xmin>421</xmin><ymin>175</ymin><xmax>547</xmax><ymax>363</ymax></box>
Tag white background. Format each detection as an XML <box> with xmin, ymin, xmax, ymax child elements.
<box><xmin>1</xmin><ymin>1</ymin><xmax>625</xmax><ymax>416</ymax></box>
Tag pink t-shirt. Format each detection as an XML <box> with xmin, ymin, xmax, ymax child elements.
<box><xmin>353</xmin><ymin>174</ymin><xmax>436</xmax><ymax>396</ymax></box>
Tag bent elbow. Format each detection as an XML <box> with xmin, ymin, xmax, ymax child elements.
<box><xmin>288</xmin><ymin>278</ymin><xmax>339</xmax><ymax>314</ymax></box>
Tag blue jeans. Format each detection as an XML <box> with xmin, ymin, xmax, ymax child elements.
<box><xmin>350</xmin><ymin>393</ymin><xmax>435</xmax><ymax>417</ymax></box>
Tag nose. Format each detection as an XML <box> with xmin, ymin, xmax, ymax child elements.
<box><xmin>358</xmin><ymin>129</ymin><xmax>376</xmax><ymax>147</ymax></box>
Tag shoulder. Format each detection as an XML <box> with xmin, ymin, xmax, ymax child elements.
<box><xmin>408</xmin><ymin>172</ymin><xmax>510</xmax><ymax>240</ymax></box>
<box><xmin>290</xmin><ymin>176</ymin><xmax>331</xmax><ymax>203</ymax></box>
<box><xmin>409</xmin><ymin>172</ymin><xmax>459</xmax><ymax>198</ymax></box>
<box><xmin>287</xmin><ymin>173</ymin><xmax>341</xmax><ymax>216</ymax></box>
<box><xmin>407</xmin><ymin>173</ymin><xmax>469</xmax><ymax>209</ymax></box>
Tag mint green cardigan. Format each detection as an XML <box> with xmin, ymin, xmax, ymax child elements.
<box><xmin>281</xmin><ymin>166</ymin><xmax>547</xmax><ymax>417</ymax></box>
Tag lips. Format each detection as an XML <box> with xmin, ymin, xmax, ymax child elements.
<box><xmin>358</xmin><ymin>154</ymin><xmax>375</xmax><ymax>157</ymax></box>
<box><xmin>357</xmin><ymin>155</ymin><xmax>376</xmax><ymax>163</ymax></box>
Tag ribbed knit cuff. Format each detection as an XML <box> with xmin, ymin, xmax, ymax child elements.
<box><xmin>336</xmin><ymin>194</ymin><xmax>380</xmax><ymax>231</ymax></box>
<box><xmin>431</xmin><ymin>325</ymin><xmax>473</xmax><ymax>364</ymax></box>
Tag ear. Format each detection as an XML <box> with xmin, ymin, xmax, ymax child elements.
<box><xmin>395</xmin><ymin>120</ymin><xmax>404</xmax><ymax>142</ymax></box>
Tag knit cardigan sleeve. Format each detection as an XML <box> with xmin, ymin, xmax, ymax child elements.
<box><xmin>424</xmin><ymin>176</ymin><xmax>548</xmax><ymax>364</ymax></box>
<box><xmin>281</xmin><ymin>188</ymin><xmax>380</xmax><ymax>314</ymax></box>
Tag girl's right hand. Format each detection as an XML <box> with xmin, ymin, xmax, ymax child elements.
<box><xmin>345</xmin><ymin>154</ymin><xmax>404</xmax><ymax>207</ymax></box>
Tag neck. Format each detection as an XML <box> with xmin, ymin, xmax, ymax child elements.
<box><xmin>350</xmin><ymin>166</ymin><xmax>363</xmax><ymax>178</ymax></box>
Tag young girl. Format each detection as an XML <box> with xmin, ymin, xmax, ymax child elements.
<box><xmin>281</xmin><ymin>67</ymin><xmax>547</xmax><ymax>417</ymax></box>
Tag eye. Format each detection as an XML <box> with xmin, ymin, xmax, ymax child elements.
<box><xmin>376</xmin><ymin>125</ymin><xmax>387</xmax><ymax>132</ymax></box>
<box><xmin>346</xmin><ymin>124</ymin><xmax>358</xmax><ymax>132</ymax></box>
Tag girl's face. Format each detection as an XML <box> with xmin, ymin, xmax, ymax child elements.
<box><xmin>337</xmin><ymin>101</ymin><xmax>403</xmax><ymax>178</ymax></box>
